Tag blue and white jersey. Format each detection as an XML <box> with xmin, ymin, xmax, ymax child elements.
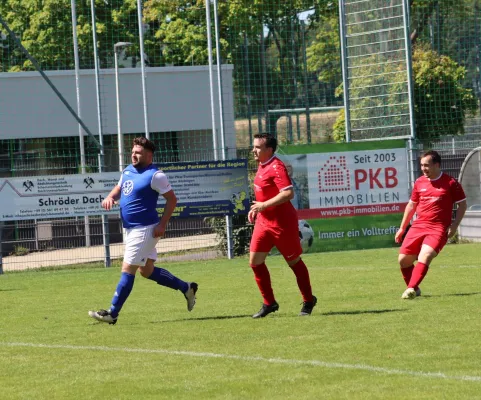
<box><xmin>118</xmin><ymin>164</ymin><xmax>172</xmax><ymax>228</ymax></box>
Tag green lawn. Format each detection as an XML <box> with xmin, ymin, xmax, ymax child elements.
<box><xmin>1</xmin><ymin>243</ymin><xmax>481</xmax><ymax>399</ymax></box>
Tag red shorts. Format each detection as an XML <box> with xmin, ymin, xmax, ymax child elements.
<box><xmin>400</xmin><ymin>225</ymin><xmax>448</xmax><ymax>255</ymax></box>
<box><xmin>250</xmin><ymin>223</ymin><xmax>302</xmax><ymax>262</ymax></box>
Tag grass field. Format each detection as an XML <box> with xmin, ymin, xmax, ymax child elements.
<box><xmin>1</xmin><ymin>243</ymin><xmax>481</xmax><ymax>399</ymax></box>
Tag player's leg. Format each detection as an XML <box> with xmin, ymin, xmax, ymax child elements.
<box><xmin>287</xmin><ymin>256</ymin><xmax>317</xmax><ymax>316</ymax></box>
<box><xmin>399</xmin><ymin>254</ymin><xmax>417</xmax><ymax>290</ymax></box>
<box><xmin>407</xmin><ymin>237</ymin><xmax>444</xmax><ymax>293</ymax></box>
<box><xmin>88</xmin><ymin>224</ymin><xmax>150</xmax><ymax>324</ymax></box>
<box><xmin>399</xmin><ymin>227</ymin><xmax>424</xmax><ymax>299</ymax></box>
<box><xmin>279</xmin><ymin>230</ymin><xmax>316</xmax><ymax>315</ymax></box>
<box><xmin>88</xmin><ymin>261</ymin><xmax>138</xmax><ymax>324</ymax></box>
<box><xmin>139</xmin><ymin>259</ymin><xmax>197</xmax><ymax>311</ymax></box>
<box><xmin>249</xmin><ymin>225</ymin><xmax>278</xmax><ymax>318</ymax></box>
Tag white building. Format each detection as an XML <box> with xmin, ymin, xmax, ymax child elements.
<box><xmin>0</xmin><ymin>65</ymin><xmax>236</xmax><ymax>172</ymax></box>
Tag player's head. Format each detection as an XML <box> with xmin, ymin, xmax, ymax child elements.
<box><xmin>252</xmin><ymin>133</ymin><xmax>277</xmax><ymax>163</ymax></box>
<box><xmin>420</xmin><ymin>150</ymin><xmax>441</xmax><ymax>179</ymax></box>
<box><xmin>131</xmin><ymin>137</ymin><xmax>155</xmax><ymax>168</ymax></box>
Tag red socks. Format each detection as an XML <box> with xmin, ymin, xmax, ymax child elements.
<box><xmin>250</xmin><ymin>263</ymin><xmax>275</xmax><ymax>305</ymax></box>
<box><xmin>408</xmin><ymin>262</ymin><xmax>429</xmax><ymax>289</ymax></box>
<box><xmin>289</xmin><ymin>259</ymin><xmax>313</xmax><ymax>302</ymax></box>
<box><xmin>401</xmin><ymin>265</ymin><xmax>414</xmax><ymax>286</ymax></box>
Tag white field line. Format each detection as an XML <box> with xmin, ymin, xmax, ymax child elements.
<box><xmin>1</xmin><ymin>342</ymin><xmax>480</xmax><ymax>383</ymax></box>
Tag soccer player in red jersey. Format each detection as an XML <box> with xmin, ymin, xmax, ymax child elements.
<box><xmin>395</xmin><ymin>150</ymin><xmax>467</xmax><ymax>299</ymax></box>
<box><xmin>248</xmin><ymin>133</ymin><xmax>317</xmax><ymax>318</ymax></box>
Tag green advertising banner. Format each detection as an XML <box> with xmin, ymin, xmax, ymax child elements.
<box><xmin>277</xmin><ymin>140</ymin><xmax>409</xmax><ymax>252</ymax></box>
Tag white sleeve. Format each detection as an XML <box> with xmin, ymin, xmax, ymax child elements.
<box><xmin>151</xmin><ymin>171</ymin><xmax>172</xmax><ymax>194</ymax></box>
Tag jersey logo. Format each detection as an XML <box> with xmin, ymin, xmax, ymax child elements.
<box><xmin>420</xmin><ymin>188</ymin><xmax>427</xmax><ymax>191</ymax></box>
<box><xmin>122</xmin><ymin>180</ymin><xmax>134</xmax><ymax>196</ymax></box>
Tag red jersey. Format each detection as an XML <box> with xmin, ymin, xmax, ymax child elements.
<box><xmin>411</xmin><ymin>172</ymin><xmax>466</xmax><ymax>231</ymax></box>
<box><xmin>253</xmin><ymin>155</ymin><xmax>298</xmax><ymax>229</ymax></box>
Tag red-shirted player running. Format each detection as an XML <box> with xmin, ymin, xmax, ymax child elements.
<box><xmin>248</xmin><ymin>133</ymin><xmax>317</xmax><ymax>318</ymax></box>
<box><xmin>395</xmin><ymin>150</ymin><xmax>467</xmax><ymax>299</ymax></box>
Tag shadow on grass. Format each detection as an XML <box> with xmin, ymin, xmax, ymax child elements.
<box><xmin>422</xmin><ymin>291</ymin><xmax>481</xmax><ymax>298</ymax></box>
<box><xmin>152</xmin><ymin>314</ymin><xmax>254</xmax><ymax>323</ymax></box>
<box><xmin>0</xmin><ymin>288</ymin><xmax>21</xmax><ymax>292</ymax></box>
<box><xmin>321</xmin><ymin>309</ymin><xmax>405</xmax><ymax>316</ymax></box>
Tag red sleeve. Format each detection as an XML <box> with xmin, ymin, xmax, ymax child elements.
<box><xmin>410</xmin><ymin>180</ymin><xmax>419</xmax><ymax>203</ymax></box>
<box><xmin>272</xmin><ymin>161</ymin><xmax>293</xmax><ymax>191</ymax></box>
<box><xmin>451</xmin><ymin>179</ymin><xmax>466</xmax><ymax>203</ymax></box>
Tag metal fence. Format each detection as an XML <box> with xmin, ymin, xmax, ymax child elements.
<box><xmin>1</xmin><ymin>1</ymin><xmax>480</xmax><ymax>270</ymax></box>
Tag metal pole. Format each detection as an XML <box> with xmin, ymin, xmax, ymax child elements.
<box><xmin>212</xmin><ymin>0</ymin><xmax>226</xmax><ymax>158</ymax></box>
<box><xmin>300</xmin><ymin>20</ymin><xmax>311</xmax><ymax>143</ymax></box>
<box><xmin>0</xmin><ymin>222</ymin><xmax>4</xmax><ymax>274</ymax></box>
<box><xmin>260</xmin><ymin>23</ymin><xmax>269</xmax><ymax>134</ymax></box>
<box><xmin>291</xmin><ymin>18</ymin><xmax>299</xmax><ymax>142</ymax></box>
<box><xmin>402</xmin><ymin>0</ymin><xmax>416</xmax><ymax>139</ymax></box>
<box><xmin>71</xmin><ymin>0</ymin><xmax>91</xmax><ymax>247</ymax></box>
<box><xmin>205</xmin><ymin>0</ymin><xmax>219</xmax><ymax>160</ymax></box>
<box><xmin>338</xmin><ymin>0</ymin><xmax>351</xmax><ymax>142</ymax></box>
<box><xmin>114</xmin><ymin>50</ymin><xmax>124</xmax><ymax>171</ymax></box>
<box><xmin>212</xmin><ymin>0</ymin><xmax>233</xmax><ymax>259</ymax></box>
<box><xmin>136</xmin><ymin>0</ymin><xmax>150</xmax><ymax>139</ymax></box>
<box><xmin>114</xmin><ymin>42</ymin><xmax>132</xmax><ymax>172</ymax></box>
<box><xmin>243</xmin><ymin>32</ymin><xmax>253</xmax><ymax>146</ymax></box>
<box><xmin>90</xmin><ymin>0</ymin><xmax>111</xmax><ymax>267</ymax></box>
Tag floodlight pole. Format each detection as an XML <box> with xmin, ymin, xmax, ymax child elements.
<box><xmin>71</xmin><ymin>0</ymin><xmax>91</xmax><ymax>247</ymax></box>
<box><xmin>136</xmin><ymin>0</ymin><xmax>150</xmax><ymax>139</ymax></box>
<box><xmin>90</xmin><ymin>0</ymin><xmax>111</xmax><ymax>267</ymax></box>
<box><xmin>212</xmin><ymin>0</ymin><xmax>233</xmax><ymax>259</ymax></box>
<box><xmin>115</xmin><ymin>42</ymin><xmax>133</xmax><ymax>172</ymax></box>
<box><xmin>205</xmin><ymin>0</ymin><xmax>219</xmax><ymax>162</ymax></box>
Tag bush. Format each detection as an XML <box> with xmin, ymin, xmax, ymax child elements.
<box><xmin>205</xmin><ymin>214</ymin><xmax>252</xmax><ymax>257</ymax></box>
<box><xmin>332</xmin><ymin>46</ymin><xmax>478</xmax><ymax>142</ymax></box>
<box><xmin>12</xmin><ymin>245</ymin><xmax>30</xmax><ymax>256</ymax></box>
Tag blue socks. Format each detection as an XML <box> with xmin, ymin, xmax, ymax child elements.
<box><xmin>109</xmin><ymin>272</ymin><xmax>135</xmax><ymax>318</ymax></box>
<box><xmin>148</xmin><ymin>266</ymin><xmax>188</xmax><ymax>293</ymax></box>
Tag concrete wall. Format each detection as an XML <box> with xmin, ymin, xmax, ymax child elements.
<box><xmin>459</xmin><ymin>211</ymin><xmax>481</xmax><ymax>242</ymax></box>
<box><xmin>0</xmin><ymin>65</ymin><xmax>236</xmax><ymax>158</ymax></box>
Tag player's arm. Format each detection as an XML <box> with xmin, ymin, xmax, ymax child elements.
<box><xmin>447</xmin><ymin>199</ymin><xmax>467</xmax><ymax>238</ymax></box>
<box><xmin>153</xmin><ymin>190</ymin><xmax>177</xmax><ymax>238</ymax></box>
<box><xmin>151</xmin><ymin>171</ymin><xmax>176</xmax><ymax>238</ymax></box>
<box><xmin>395</xmin><ymin>200</ymin><xmax>417</xmax><ymax>243</ymax></box>
<box><xmin>102</xmin><ymin>185</ymin><xmax>121</xmax><ymax>211</ymax></box>
<box><xmin>251</xmin><ymin>188</ymin><xmax>294</xmax><ymax>213</ymax></box>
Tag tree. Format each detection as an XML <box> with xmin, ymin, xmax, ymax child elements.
<box><xmin>327</xmin><ymin>0</ymin><xmax>479</xmax><ymax>142</ymax></box>
<box><xmin>0</xmin><ymin>0</ymin><xmax>139</xmax><ymax>72</ymax></box>
<box><xmin>332</xmin><ymin>47</ymin><xmax>478</xmax><ymax>142</ymax></box>
<box><xmin>143</xmin><ymin>0</ymin><xmax>336</xmax><ymax>136</ymax></box>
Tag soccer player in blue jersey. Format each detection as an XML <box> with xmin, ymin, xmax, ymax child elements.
<box><xmin>88</xmin><ymin>137</ymin><xmax>198</xmax><ymax>325</ymax></box>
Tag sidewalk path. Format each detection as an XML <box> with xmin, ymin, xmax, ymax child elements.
<box><xmin>3</xmin><ymin>234</ymin><xmax>218</xmax><ymax>271</ymax></box>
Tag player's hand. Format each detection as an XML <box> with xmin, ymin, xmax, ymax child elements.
<box><xmin>248</xmin><ymin>209</ymin><xmax>257</xmax><ymax>224</ymax></box>
<box><xmin>447</xmin><ymin>226</ymin><xmax>457</xmax><ymax>238</ymax></box>
<box><xmin>394</xmin><ymin>228</ymin><xmax>405</xmax><ymax>243</ymax></box>
<box><xmin>102</xmin><ymin>197</ymin><xmax>116</xmax><ymax>211</ymax></box>
<box><xmin>153</xmin><ymin>224</ymin><xmax>166</xmax><ymax>238</ymax></box>
<box><xmin>250</xmin><ymin>201</ymin><xmax>266</xmax><ymax>213</ymax></box>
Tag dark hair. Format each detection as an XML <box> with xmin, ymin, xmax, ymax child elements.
<box><xmin>133</xmin><ymin>137</ymin><xmax>156</xmax><ymax>153</ymax></box>
<box><xmin>254</xmin><ymin>133</ymin><xmax>277</xmax><ymax>153</ymax></box>
<box><xmin>422</xmin><ymin>150</ymin><xmax>441</xmax><ymax>165</ymax></box>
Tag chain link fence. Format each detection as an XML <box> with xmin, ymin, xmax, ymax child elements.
<box><xmin>0</xmin><ymin>1</ymin><xmax>480</xmax><ymax>270</ymax></box>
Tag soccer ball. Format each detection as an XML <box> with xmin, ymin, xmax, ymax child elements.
<box><xmin>298</xmin><ymin>219</ymin><xmax>314</xmax><ymax>253</ymax></box>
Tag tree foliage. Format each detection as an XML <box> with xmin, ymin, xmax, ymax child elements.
<box><xmin>332</xmin><ymin>46</ymin><xmax>479</xmax><ymax>142</ymax></box>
